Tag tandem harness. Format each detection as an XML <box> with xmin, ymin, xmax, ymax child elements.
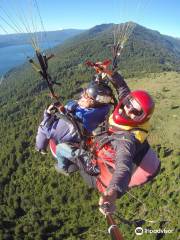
<box><xmin>47</xmin><ymin>110</ymin><xmax>92</xmax><ymax>159</ymax></box>
<box><xmin>92</xmin><ymin>128</ymin><xmax>150</xmax><ymax>167</ymax></box>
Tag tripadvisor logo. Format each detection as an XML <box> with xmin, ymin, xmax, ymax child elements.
<box><xmin>135</xmin><ymin>227</ymin><xmax>143</xmax><ymax>235</ymax></box>
<box><xmin>135</xmin><ymin>227</ymin><xmax>173</xmax><ymax>235</ymax></box>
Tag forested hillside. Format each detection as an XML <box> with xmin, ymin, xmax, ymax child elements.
<box><xmin>49</xmin><ymin>22</ymin><xmax>180</xmax><ymax>78</ymax></box>
<box><xmin>0</xmin><ymin>23</ymin><xmax>179</xmax><ymax>239</ymax></box>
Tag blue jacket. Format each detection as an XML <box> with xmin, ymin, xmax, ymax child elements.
<box><xmin>36</xmin><ymin>100</ymin><xmax>111</xmax><ymax>151</ymax></box>
<box><xmin>67</xmin><ymin>101</ymin><xmax>110</xmax><ymax>132</ymax></box>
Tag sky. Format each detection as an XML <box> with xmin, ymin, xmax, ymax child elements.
<box><xmin>0</xmin><ymin>0</ymin><xmax>179</xmax><ymax>38</ymax></box>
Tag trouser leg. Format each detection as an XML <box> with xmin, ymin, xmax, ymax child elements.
<box><xmin>55</xmin><ymin>143</ymin><xmax>98</xmax><ymax>185</ymax></box>
<box><xmin>55</xmin><ymin>143</ymin><xmax>79</xmax><ymax>173</ymax></box>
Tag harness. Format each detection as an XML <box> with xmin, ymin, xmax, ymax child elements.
<box><xmin>91</xmin><ymin>127</ymin><xmax>150</xmax><ymax>193</ymax></box>
<box><xmin>53</xmin><ymin>111</ymin><xmax>89</xmax><ymax>155</ymax></box>
<box><xmin>94</xmin><ymin>127</ymin><xmax>148</xmax><ymax>151</ymax></box>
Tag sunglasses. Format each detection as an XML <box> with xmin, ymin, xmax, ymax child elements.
<box><xmin>123</xmin><ymin>97</ymin><xmax>143</xmax><ymax>116</ymax></box>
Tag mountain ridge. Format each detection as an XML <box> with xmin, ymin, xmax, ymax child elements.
<box><xmin>1</xmin><ymin>21</ymin><xmax>180</xmax><ymax>99</ymax></box>
<box><xmin>49</xmin><ymin>22</ymin><xmax>180</xmax><ymax>77</ymax></box>
<box><xmin>1</xmin><ymin>22</ymin><xmax>180</xmax><ymax>77</ymax></box>
<box><xmin>0</xmin><ymin>28</ymin><xmax>85</xmax><ymax>48</ymax></box>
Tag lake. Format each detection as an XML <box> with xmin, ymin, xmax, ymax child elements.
<box><xmin>0</xmin><ymin>41</ymin><xmax>60</xmax><ymax>76</ymax></box>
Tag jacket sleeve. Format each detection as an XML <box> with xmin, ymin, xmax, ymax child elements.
<box><xmin>110</xmin><ymin>71</ymin><xmax>131</xmax><ymax>99</ymax></box>
<box><xmin>35</xmin><ymin>126</ymin><xmax>49</xmax><ymax>151</ymax></box>
<box><xmin>107</xmin><ymin>133</ymin><xmax>136</xmax><ymax>197</ymax></box>
<box><xmin>65</xmin><ymin>100</ymin><xmax>78</xmax><ymax>112</ymax></box>
<box><xmin>39</xmin><ymin>110</ymin><xmax>52</xmax><ymax>127</ymax></box>
<box><xmin>35</xmin><ymin>109</ymin><xmax>51</xmax><ymax>151</ymax></box>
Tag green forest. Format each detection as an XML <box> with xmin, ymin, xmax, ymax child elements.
<box><xmin>0</xmin><ymin>23</ymin><xmax>179</xmax><ymax>240</ymax></box>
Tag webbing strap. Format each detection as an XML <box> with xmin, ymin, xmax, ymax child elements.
<box><xmin>55</xmin><ymin>112</ymin><xmax>87</xmax><ymax>156</ymax></box>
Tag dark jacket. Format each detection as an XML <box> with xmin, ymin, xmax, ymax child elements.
<box><xmin>78</xmin><ymin>72</ymin><xmax>153</xmax><ymax>197</ymax></box>
<box><xmin>98</xmin><ymin>72</ymin><xmax>151</xmax><ymax>196</ymax></box>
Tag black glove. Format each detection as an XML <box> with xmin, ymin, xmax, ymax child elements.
<box><xmin>109</xmin><ymin>71</ymin><xmax>125</xmax><ymax>88</ymax></box>
<box><xmin>47</xmin><ymin>102</ymin><xmax>61</xmax><ymax>114</ymax></box>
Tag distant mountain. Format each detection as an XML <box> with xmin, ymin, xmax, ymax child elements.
<box><xmin>1</xmin><ymin>21</ymin><xmax>180</xmax><ymax>87</ymax></box>
<box><xmin>0</xmin><ymin>29</ymin><xmax>85</xmax><ymax>48</ymax></box>
<box><xmin>50</xmin><ymin>22</ymin><xmax>180</xmax><ymax>77</ymax></box>
<box><xmin>2</xmin><ymin>22</ymin><xmax>180</xmax><ymax>77</ymax></box>
<box><xmin>1</xmin><ymin>22</ymin><xmax>180</xmax><ymax>107</ymax></box>
<box><xmin>121</xmin><ymin>23</ymin><xmax>180</xmax><ymax>74</ymax></box>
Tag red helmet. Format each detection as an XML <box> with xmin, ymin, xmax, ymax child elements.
<box><xmin>112</xmin><ymin>90</ymin><xmax>155</xmax><ymax>126</ymax></box>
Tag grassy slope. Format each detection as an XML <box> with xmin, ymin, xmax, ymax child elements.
<box><xmin>128</xmin><ymin>71</ymin><xmax>180</xmax><ymax>151</ymax></box>
<box><xmin>113</xmin><ymin>71</ymin><xmax>180</xmax><ymax>240</ymax></box>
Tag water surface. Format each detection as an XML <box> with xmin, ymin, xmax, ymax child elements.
<box><xmin>0</xmin><ymin>41</ymin><xmax>60</xmax><ymax>75</ymax></box>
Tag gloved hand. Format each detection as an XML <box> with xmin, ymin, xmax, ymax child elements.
<box><xmin>47</xmin><ymin>102</ymin><xmax>62</xmax><ymax>114</ymax></box>
<box><xmin>94</xmin><ymin>60</ymin><xmax>112</xmax><ymax>79</ymax></box>
<box><xmin>47</xmin><ymin>104</ymin><xmax>55</xmax><ymax>114</ymax></box>
<box><xmin>99</xmin><ymin>189</ymin><xmax>117</xmax><ymax>216</ymax></box>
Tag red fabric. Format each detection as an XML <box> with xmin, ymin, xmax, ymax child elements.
<box><xmin>95</xmin><ymin>145</ymin><xmax>115</xmax><ymax>193</ymax></box>
<box><xmin>49</xmin><ymin>139</ymin><xmax>160</xmax><ymax>193</ymax></box>
<box><xmin>49</xmin><ymin>139</ymin><xmax>57</xmax><ymax>158</ymax></box>
<box><xmin>95</xmin><ymin>145</ymin><xmax>160</xmax><ymax>193</ymax></box>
